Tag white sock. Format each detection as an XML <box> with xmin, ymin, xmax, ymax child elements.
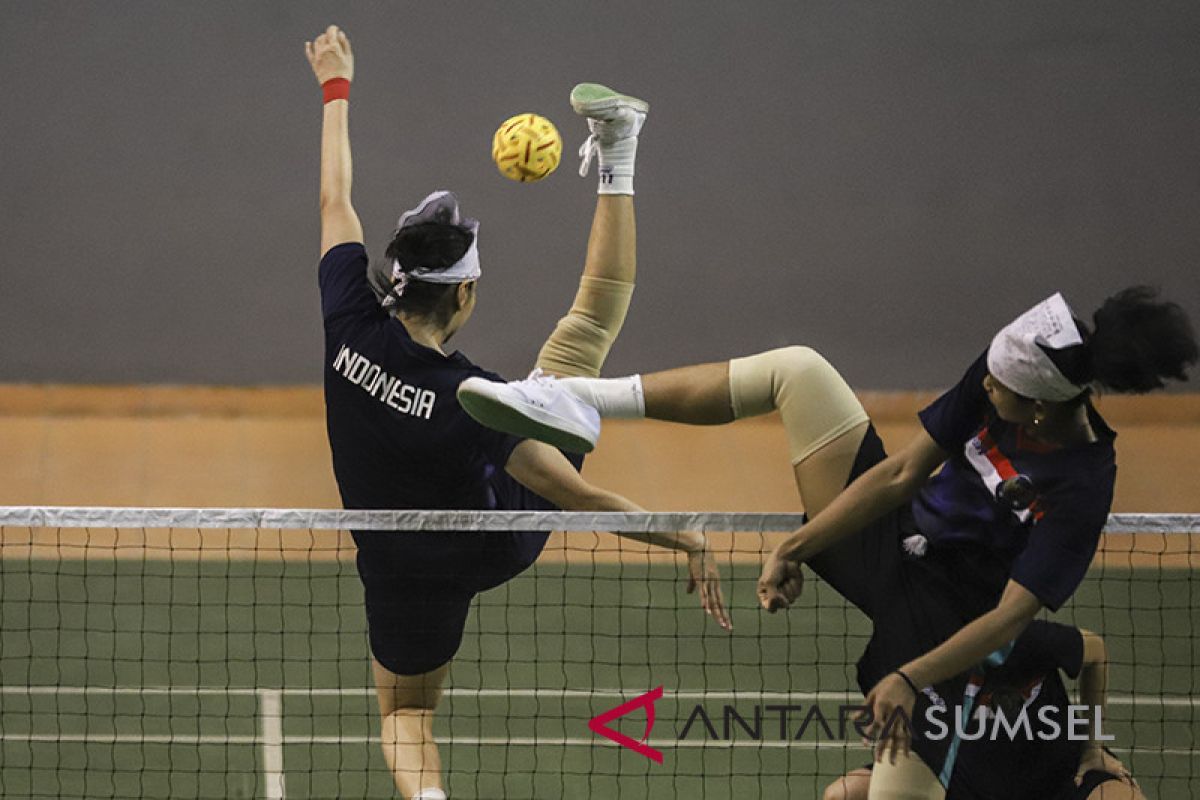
<box><xmin>560</xmin><ymin>375</ymin><xmax>645</xmax><ymax>418</ymax></box>
<box><xmin>596</xmin><ymin>135</ymin><xmax>638</xmax><ymax>195</ymax></box>
<box><xmin>411</xmin><ymin>789</ymin><xmax>447</xmax><ymax>800</ymax></box>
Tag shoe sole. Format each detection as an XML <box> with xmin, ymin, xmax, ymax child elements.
<box><xmin>457</xmin><ymin>381</ymin><xmax>596</xmax><ymax>454</ymax></box>
<box><xmin>570</xmin><ymin>83</ymin><xmax>649</xmax><ymax>116</ymax></box>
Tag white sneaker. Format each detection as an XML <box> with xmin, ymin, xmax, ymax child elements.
<box><xmin>571</xmin><ymin>83</ymin><xmax>648</xmax><ymax>175</ymax></box>
<box><xmin>457</xmin><ymin>369</ymin><xmax>601</xmax><ymax>454</ymax></box>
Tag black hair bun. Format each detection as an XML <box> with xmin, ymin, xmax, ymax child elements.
<box><xmin>1089</xmin><ymin>286</ymin><xmax>1198</xmax><ymax>393</ymax></box>
<box><xmin>385</xmin><ymin>222</ymin><xmax>474</xmax><ymax>273</ymax></box>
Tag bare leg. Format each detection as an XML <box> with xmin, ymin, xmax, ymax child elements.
<box><xmin>582</xmin><ymin>195</ymin><xmax>635</xmax><ymax>283</ymax></box>
<box><xmin>824</xmin><ymin>768</ymin><xmax>874</xmax><ymax>800</ymax></box>
<box><xmin>640</xmin><ymin>349</ymin><xmax>870</xmax><ymax>515</ymax></box>
<box><xmin>1088</xmin><ymin>780</ymin><xmax>1147</xmax><ymax>799</ymax></box>
<box><xmin>641</xmin><ymin>362</ymin><xmax>734</xmax><ymax>424</ymax></box>
<box><xmin>373</xmin><ymin>658</ymin><xmax>451</xmax><ymax>798</ymax></box>
<box><xmin>868</xmin><ymin>752</ymin><xmax>945</xmax><ymax>800</ymax></box>
<box><xmin>793</xmin><ymin>421</ymin><xmax>870</xmax><ymax>516</ymax></box>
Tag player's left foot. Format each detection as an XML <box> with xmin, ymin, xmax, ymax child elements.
<box><xmin>457</xmin><ymin>369</ymin><xmax>601</xmax><ymax>454</ymax></box>
<box><xmin>570</xmin><ymin>83</ymin><xmax>647</xmax><ymax>187</ymax></box>
<box><xmin>571</xmin><ymin>83</ymin><xmax>648</xmax><ymax>142</ymax></box>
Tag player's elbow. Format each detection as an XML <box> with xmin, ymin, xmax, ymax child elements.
<box><xmin>891</xmin><ymin>430</ymin><xmax>947</xmax><ymax>496</ymax></box>
<box><xmin>874</xmin><ymin>453</ymin><xmax>924</xmax><ymax>501</ymax></box>
<box><xmin>319</xmin><ymin>191</ymin><xmax>351</xmax><ymax>212</ymax></box>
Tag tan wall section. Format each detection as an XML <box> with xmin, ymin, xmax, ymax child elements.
<box><xmin>0</xmin><ymin>386</ymin><xmax>1197</xmax><ymax>513</ymax></box>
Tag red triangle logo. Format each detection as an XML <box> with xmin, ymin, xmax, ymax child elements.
<box><xmin>587</xmin><ymin>687</ymin><xmax>665</xmax><ymax>764</ymax></box>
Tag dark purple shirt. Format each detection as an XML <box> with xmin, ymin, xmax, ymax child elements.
<box><xmin>913</xmin><ymin>353</ymin><xmax>1116</xmax><ymax>610</ymax></box>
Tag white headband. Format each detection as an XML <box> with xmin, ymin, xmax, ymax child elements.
<box><xmin>383</xmin><ymin>190</ymin><xmax>481</xmax><ymax>307</ymax></box>
<box><xmin>986</xmin><ymin>292</ymin><xmax>1086</xmax><ymax>401</ymax></box>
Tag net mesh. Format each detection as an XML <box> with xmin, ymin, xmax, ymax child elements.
<box><xmin>0</xmin><ymin>508</ymin><xmax>1196</xmax><ymax>799</ymax></box>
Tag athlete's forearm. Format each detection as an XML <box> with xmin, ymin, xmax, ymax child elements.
<box><xmin>573</xmin><ymin>487</ymin><xmax>704</xmax><ymax>553</ymax></box>
<box><xmin>904</xmin><ymin>608</ymin><xmax>1028</xmax><ymax>689</ymax></box>
<box><xmin>775</xmin><ymin>455</ymin><xmax>916</xmax><ymax>562</ymax></box>
<box><xmin>903</xmin><ymin>581</ymin><xmax>1041</xmax><ymax>689</ymax></box>
<box><xmin>615</xmin><ymin>529</ymin><xmax>705</xmax><ymax>553</ymax></box>
<box><xmin>320</xmin><ymin>100</ymin><xmax>353</xmax><ymax>207</ymax></box>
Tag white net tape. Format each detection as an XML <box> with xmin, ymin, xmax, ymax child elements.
<box><xmin>0</xmin><ymin>506</ymin><xmax>1195</xmax><ymax>533</ymax></box>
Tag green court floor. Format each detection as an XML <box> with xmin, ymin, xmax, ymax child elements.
<box><xmin>1</xmin><ymin>555</ymin><xmax>1196</xmax><ymax>798</ymax></box>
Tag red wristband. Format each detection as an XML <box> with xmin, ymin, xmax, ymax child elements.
<box><xmin>322</xmin><ymin>78</ymin><xmax>350</xmax><ymax>104</ymax></box>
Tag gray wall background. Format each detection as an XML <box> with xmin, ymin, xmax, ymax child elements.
<box><xmin>2</xmin><ymin>1</ymin><xmax>1197</xmax><ymax>390</ymax></box>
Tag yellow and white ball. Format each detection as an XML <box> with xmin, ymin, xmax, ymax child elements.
<box><xmin>492</xmin><ymin>113</ymin><xmax>562</xmax><ymax>182</ymax></box>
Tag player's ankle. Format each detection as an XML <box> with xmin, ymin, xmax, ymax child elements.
<box><xmin>596</xmin><ymin>136</ymin><xmax>638</xmax><ymax>195</ymax></box>
<box><xmin>561</xmin><ymin>375</ymin><xmax>645</xmax><ymax>418</ymax></box>
<box><xmin>411</xmin><ymin>788</ymin><xmax>447</xmax><ymax>800</ymax></box>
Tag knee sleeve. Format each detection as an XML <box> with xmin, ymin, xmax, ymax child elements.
<box><xmin>728</xmin><ymin>346</ymin><xmax>869</xmax><ymax>464</ymax></box>
<box><xmin>868</xmin><ymin>753</ymin><xmax>945</xmax><ymax>800</ymax></box>
<box><xmin>535</xmin><ymin>276</ymin><xmax>634</xmax><ymax>378</ymax></box>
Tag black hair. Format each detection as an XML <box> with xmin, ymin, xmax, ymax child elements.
<box><xmin>370</xmin><ymin>221</ymin><xmax>476</xmax><ymax>328</ymax></box>
<box><xmin>1039</xmin><ymin>286</ymin><xmax>1197</xmax><ymax>397</ymax></box>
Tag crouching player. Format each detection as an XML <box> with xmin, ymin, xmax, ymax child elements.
<box><xmin>823</xmin><ymin>621</ymin><xmax>1144</xmax><ymax>800</ymax></box>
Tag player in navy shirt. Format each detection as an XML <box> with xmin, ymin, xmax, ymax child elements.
<box><xmin>306</xmin><ymin>26</ymin><xmax>727</xmax><ymax>800</ymax></box>
<box><xmin>824</xmin><ymin>621</ymin><xmax>1145</xmax><ymax>800</ymax></box>
<box><xmin>459</xmin><ymin>281</ymin><xmax>1195</xmax><ymax>795</ymax></box>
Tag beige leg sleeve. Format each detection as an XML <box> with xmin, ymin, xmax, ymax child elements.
<box><xmin>728</xmin><ymin>346</ymin><xmax>869</xmax><ymax>465</ymax></box>
<box><xmin>535</xmin><ymin>276</ymin><xmax>635</xmax><ymax>378</ymax></box>
<box><xmin>868</xmin><ymin>752</ymin><xmax>945</xmax><ymax>800</ymax></box>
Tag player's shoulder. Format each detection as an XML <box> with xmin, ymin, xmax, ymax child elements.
<box><xmin>464</xmin><ymin>363</ymin><xmax>506</xmax><ymax>383</ymax></box>
<box><xmin>1017</xmin><ymin>620</ymin><xmax>1082</xmax><ymax>655</ymax></box>
<box><xmin>1001</xmin><ymin>620</ymin><xmax>1084</xmax><ymax>680</ymax></box>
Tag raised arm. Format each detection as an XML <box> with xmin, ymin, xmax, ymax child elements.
<box><xmin>305</xmin><ymin>24</ymin><xmax>363</xmax><ymax>256</ymax></box>
<box><xmin>758</xmin><ymin>429</ymin><xmax>947</xmax><ymax>611</ymax></box>
<box><xmin>505</xmin><ymin>439</ymin><xmax>731</xmax><ymax>629</ymax></box>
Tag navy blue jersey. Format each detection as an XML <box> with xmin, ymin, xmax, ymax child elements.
<box><xmin>945</xmin><ymin>621</ymin><xmax>1085</xmax><ymax>800</ymax></box>
<box><xmin>913</xmin><ymin>353</ymin><xmax>1117</xmax><ymax>610</ymax></box>
<box><xmin>319</xmin><ymin>242</ymin><xmax>524</xmax><ymax>511</ymax></box>
<box><xmin>319</xmin><ymin>242</ymin><xmax>584</xmax><ymax>675</ymax></box>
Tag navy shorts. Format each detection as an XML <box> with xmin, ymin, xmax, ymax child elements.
<box><xmin>805</xmin><ymin>424</ymin><xmax>1012</xmax><ymax>780</ymax></box>
<box><xmin>355</xmin><ymin>453</ymin><xmax>584</xmax><ymax>676</ymax></box>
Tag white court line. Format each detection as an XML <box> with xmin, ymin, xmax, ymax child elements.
<box><xmin>1</xmin><ymin>686</ymin><xmax>1196</xmax><ymax>708</ymax></box>
<box><xmin>258</xmin><ymin>689</ymin><xmax>286</xmax><ymax>800</ymax></box>
<box><xmin>6</xmin><ymin>734</ymin><xmax>260</xmax><ymax>744</ymax></box>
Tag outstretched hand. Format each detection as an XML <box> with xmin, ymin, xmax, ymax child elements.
<box><xmin>305</xmin><ymin>24</ymin><xmax>354</xmax><ymax>85</ymax></box>
<box><xmin>686</xmin><ymin>545</ymin><xmax>732</xmax><ymax>631</ymax></box>
<box><xmin>757</xmin><ymin>552</ymin><xmax>804</xmax><ymax>612</ymax></box>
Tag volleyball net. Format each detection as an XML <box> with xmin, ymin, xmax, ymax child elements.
<box><xmin>0</xmin><ymin>508</ymin><xmax>1196</xmax><ymax>799</ymax></box>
